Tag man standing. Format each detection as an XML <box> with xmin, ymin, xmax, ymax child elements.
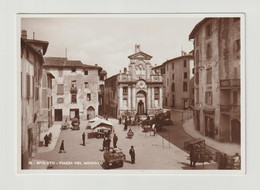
<box><xmin>129</xmin><ymin>146</ymin><xmax>135</xmax><ymax>164</ymax></box>
<box><xmin>44</xmin><ymin>134</ymin><xmax>49</xmax><ymax>147</ymax></box>
<box><xmin>101</xmin><ymin>137</ymin><xmax>106</xmax><ymax>151</ymax></box>
<box><xmin>113</xmin><ymin>134</ymin><xmax>118</xmax><ymax>148</ymax></box>
<box><xmin>82</xmin><ymin>132</ymin><xmax>86</xmax><ymax>146</ymax></box>
<box><xmin>124</xmin><ymin>118</ymin><xmax>128</xmax><ymax>131</ymax></box>
<box><xmin>107</xmin><ymin>137</ymin><xmax>111</xmax><ymax>150</ymax></box>
<box><xmin>59</xmin><ymin>140</ymin><xmax>65</xmax><ymax>153</ymax></box>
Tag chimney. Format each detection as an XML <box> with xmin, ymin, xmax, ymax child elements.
<box><xmin>21</xmin><ymin>30</ymin><xmax>27</xmax><ymax>39</ymax></box>
<box><xmin>124</xmin><ymin>67</ymin><xmax>127</xmax><ymax>73</ymax></box>
<box><xmin>135</xmin><ymin>44</ymin><xmax>140</xmax><ymax>53</ymax></box>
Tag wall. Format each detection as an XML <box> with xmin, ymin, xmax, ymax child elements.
<box><xmin>164</xmin><ymin>56</ymin><xmax>192</xmax><ymax>110</ymax></box>
<box><xmin>21</xmin><ymin>47</ymin><xmax>42</xmax><ymax>168</ymax></box>
<box><xmin>48</xmin><ymin>67</ymin><xmax>100</xmax><ymax>121</ymax></box>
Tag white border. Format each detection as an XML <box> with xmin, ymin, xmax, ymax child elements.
<box><xmin>1</xmin><ymin>0</ymin><xmax>260</xmax><ymax>189</ymax></box>
<box><xmin>16</xmin><ymin>13</ymin><xmax>245</xmax><ymax>175</ymax></box>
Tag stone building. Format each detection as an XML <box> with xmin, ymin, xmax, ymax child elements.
<box><xmin>21</xmin><ymin>30</ymin><xmax>49</xmax><ymax>169</ymax></box>
<box><xmin>153</xmin><ymin>53</ymin><xmax>194</xmax><ymax>110</ymax></box>
<box><xmin>189</xmin><ymin>18</ymin><xmax>241</xmax><ymax>143</ymax></box>
<box><xmin>104</xmin><ymin>45</ymin><xmax>163</xmax><ymax>118</ymax></box>
<box><xmin>43</xmin><ymin>57</ymin><xmax>105</xmax><ymax>121</ymax></box>
<box><xmin>189</xmin><ymin>76</ymin><xmax>195</xmax><ymax>107</ymax></box>
<box><xmin>38</xmin><ymin>70</ymin><xmax>55</xmax><ymax>132</ymax></box>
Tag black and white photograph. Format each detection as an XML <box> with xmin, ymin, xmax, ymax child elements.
<box><xmin>18</xmin><ymin>14</ymin><xmax>244</xmax><ymax>171</ymax></box>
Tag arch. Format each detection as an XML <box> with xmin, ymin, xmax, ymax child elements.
<box><xmin>136</xmin><ymin>90</ymin><xmax>147</xmax><ymax>115</ymax></box>
<box><xmin>136</xmin><ymin>90</ymin><xmax>146</xmax><ymax>97</ymax></box>
<box><xmin>87</xmin><ymin>106</ymin><xmax>95</xmax><ymax>120</ymax></box>
<box><xmin>231</xmin><ymin>119</ymin><xmax>240</xmax><ymax>144</ymax></box>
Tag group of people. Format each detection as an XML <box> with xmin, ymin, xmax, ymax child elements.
<box><xmin>217</xmin><ymin>153</ymin><xmax>228</xmax><ymax>169</ymax></box>
<box><xmin>217</xmin><ymin>152</ymin><xmax>240</xmax><ymax>169</ymax></box>
<box><xmin>101</xmin><ymin>134</ymin><xmax>118</xmax><ymax>151</ymax></box>
<box><xmin>44</xmin><ymin>133</ymin><xmax>52</xmax><ymax>147</ymax></box>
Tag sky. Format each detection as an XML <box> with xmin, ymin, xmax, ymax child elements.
<box><xmin>21</xmin><ymin>15</ymin><xmax>203</xmax><ymax>77</ymax></box>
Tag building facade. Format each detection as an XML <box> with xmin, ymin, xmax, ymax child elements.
<box><xmin>189</xmin><ymin>18</ymin><xmax>241</xmax><ymax>143</ymax></box>
<box><xmin>43</xmin><ymin>57</ymin><xmax>105</xmax><ymax>122</ymax></box>
<box><xmin>153</xmin><ymin>53</ymin><xmax>194</xmax><ymax>110</ymax></box>
<box><xmin>104</xmin><ymin>45</ymin><xmax>163</xmax><ymax>118</ymax></box>
<box><xmin>38</xmin><ymin>70</ymin><xmax>55</xmax><ymax>132</ymax></box>
<box><xmin>21</xmin><ymin>30</ymin><xmax>49</xmax><ymax>169</ymax></box>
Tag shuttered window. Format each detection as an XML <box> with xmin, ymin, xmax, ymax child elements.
<box><xmin>26</xmin><ymin>74</ymin><xmax>30</xmax><ymax>98</ymax></box>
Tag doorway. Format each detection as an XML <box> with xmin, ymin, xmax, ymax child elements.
<box><xmin>136</xmin><ymin>90</ymin><xmax>146</xmax><ymax>115</ymax></box>
<box><xmin>231</xmin><ymin>120</ymin><xmax>240</xmax><ymax>144</ymax></box>
<box><xmin>54</xmin><ymin>109</ymin><xmax>63</xmax><ymax>121</ymax></box>
<box><xmin>137</xmin><ymin>100</ymin><xmax>145</xmax><ymax>115</ymax></box>
<box><xmin>70</xmin><ymin>109</ymin><xmax>79</xmax><ymax>120</ymax></box>
<box><xmin>205</xmin><ymin>116</ymin><xmax>214</xmax><ymax>138</ymax></box>
<box><xmin>87</xmin><ymin>106</ymin><xmax>95</xmax><ymax>120</ymax></box>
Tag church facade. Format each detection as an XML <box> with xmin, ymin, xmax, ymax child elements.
<box><xmin>104</xmin><ymin>45</ymin><xmax>163</xmax><ymax>118</ymax></box>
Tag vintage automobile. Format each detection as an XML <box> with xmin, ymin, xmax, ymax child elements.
<box><xmin>71</xmin><ymin>118</ymin><xmax>80</xmax><ymax>130</ymax></box>
<box><xmin>103</xmin><ymin>148</ymin><xmax>125</xmax><ymax>168</ymax></box>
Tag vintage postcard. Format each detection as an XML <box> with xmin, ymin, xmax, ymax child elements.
<box><xmin>17</xmin><ymin>14</ymin><xmax>245</xmax><ymax>174</ymax></box>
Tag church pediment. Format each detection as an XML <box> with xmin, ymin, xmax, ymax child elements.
<box><xmin>128</xmin><ymin>51</ymin><xmax>153</xmax><ymax>60</ymax></box>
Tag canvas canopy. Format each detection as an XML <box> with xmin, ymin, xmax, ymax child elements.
<box><xmin>88</xmin><ymin>115</ymin><xmax>104</xmax><ymax>123</ymax></box>
<box><xmin>90</xmin><ymin>118</ymin><xmax>113</xmax><ymax>131</ymax></box>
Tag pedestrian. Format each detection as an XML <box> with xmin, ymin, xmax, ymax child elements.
<box><xmin>124</xmin><ymin>119</ymin><xmax>128</xmax><ymax>131</ymax></box>
<box><xmin>190</xmin><ymin>146</ymin><xmax>197</xmax><ymax>167</ymax></box>
<box><xmin>82</xmin><ymin>132</ymin><xmax>86</xmax><ymax>146</ymax></box>
<box><xmin>222</xmin><ymin>153</ymin><xmax>228</xmax><ymax>169</ymax></box>
<box><xmin>48</xmin><ymin>133</ymin><xmax>52</xmax><ymax>143</ymax></box>
<box><xmin>44</xmin><ymin>134</ymin><xmax>49</xmax><ymax>147</ymax></box>
<box><xmin>129</xmin><ymin>146</ymin><xmax>135</xmax><ymax>164</ymax></box>
<box><xmin>119</xmin><ymin>117</ymin><xmax>122</xmax><ymax>124</ymax></box>
<box><xmin>59</xmin><ymin>140</ymin><xmax>65</xmax><ymax>153</ymax></box>
<box><xmin>233</xmin><ymin>153</ymin><xmax>240</xmax><ymax>169</ymax></box>
<box><xmin>101</xmin><ymin>137</ymin><xmax>106</xmax><ymax>151</ymax></box>
<box><xmin>113</xmin><ymin>134</ymin><xmax>118</xmax><ymax>148</ymax></box>
<box><xmin>107</xmin><ymin>137</ymin><xmax>111</xmax><ymax>150</ymax></box>
<box><xmin>218</xmin><ymin>154</ymin><xmax>224</xmax><ymax>169</ymax></box>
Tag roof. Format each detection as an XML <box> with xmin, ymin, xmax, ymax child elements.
<box><xmin>47</xmin><ymin>72</ymin><xmax>55</xmax><ymax>79</ymax></box>
<box><xmin>23</xmin><ymin>38</ymin><xmax>49</xmax><ymax>55</ymax></box>
<box><xmin>21</xmin><ymin>38</ymin><xmax>46</xmax><ymax>63</ymax></box>
<box><xmin>128</xmin><ymin>51</ymin><xmax>153</xmax><ymax>60</ymax></box>
<box><xmin>189</xmin><ymin>18</ymin><xmax>210</xmax><ymax>40</ymax></box>
<box><xmin>91</xmin><ymin>118</ymin><xmax>113</xmax><ymax>129</ymax></box>
<box><xmin>43</xmin><ymin>57</ymin><xmax>102</xmax><ymax>71</ymax></box>
<box><xmin>153</xmin><ymin>55</ymin><xmax>194</xmax><ymax>70</ymax></box>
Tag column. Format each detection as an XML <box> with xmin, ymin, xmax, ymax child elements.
<box><xmin>119</xmin><ymin>86</ymin><xmax>122</xmax><ymax>109</ymax></box>
<box><xmin>151</xmin><ymin>87</ymin><xmax>155</xmax><ymax>108</ymax></box>
<box><xmin>132</xmin><ymin>86</ymin><xmax>136</xmax><ymax>109</ymax></box>
<box><xmin>147</xmin><ymin>87</ymin><xmax>151</xmax><ymax>109</ymax></box>
<box><xmin>159</xmin><ymin>87</ymin><xmax>163</xmax><ymax>108</ymax></box>
<box><xmin>128</xmin><ymin>86</ymin><xmax>131</xmax><ymax>109</ymax></box>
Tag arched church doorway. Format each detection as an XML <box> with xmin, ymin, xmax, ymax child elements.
<box><xmin>136</xmin><ymin>91</ymin><xmax>146</xmax><ymax>115</ymax></box>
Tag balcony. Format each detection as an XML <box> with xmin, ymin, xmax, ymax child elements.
<box><xmin>220</xmin><ymin>104</ymin><xmax>240</xmax><ymax>115</ymax></box>
<box><xmin>70</xmin><ymin>86</ymin><xmax>78</xmax><ymax>93</ymax></box>
<box><xmin>220</xmin><ymin>79</ymin><xmax>240</xmax><ymax>89</ymax></box>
